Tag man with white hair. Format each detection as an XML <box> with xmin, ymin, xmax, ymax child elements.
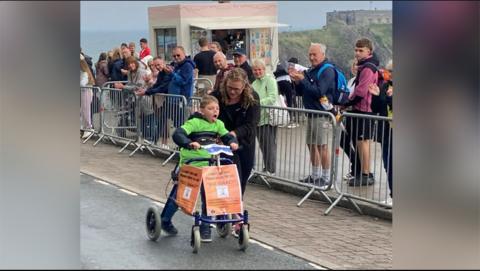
<box><xmin>212</xmin><ymin>51</ymin><xmax>234</xmax><ymax>93</ymax></box>
<box><xmin>289</xmin><ymin>43</ymin><xmax>336</xmax><ymax>187</ymax></box>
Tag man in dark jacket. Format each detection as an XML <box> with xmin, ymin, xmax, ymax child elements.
<box><xmin>233</xmin><ymin>48</ymin><xmax>255</xmax><ymax>83</ymax></box>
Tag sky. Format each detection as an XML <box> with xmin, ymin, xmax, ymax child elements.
<box><xmin>81</xmin><ymin>1</ymin><xmax>392</xmax><ymax>32</ymax></box>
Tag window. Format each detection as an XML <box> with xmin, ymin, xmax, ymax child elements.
<box><xmin>155</xmin><ymin>28</ymin><xmax>177</xmax><ymax>62</ymax></box>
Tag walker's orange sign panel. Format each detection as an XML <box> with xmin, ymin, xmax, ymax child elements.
<box><xmin>176</xmin><ymin>165</ymin><xmax>203</xmax><ymax>215</ymax></box>
<box><xmin>202</xmin><ymin>164</ymin><xmax>243</xmax><ymax>216</ymax></box>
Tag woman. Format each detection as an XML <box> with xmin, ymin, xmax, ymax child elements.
<box><xmin>212</xmin><ymin>67</ymin><xmax>260</xmax><ymax>237</ymax></box>
<box><xmin>95</xmin><ymin>52</ymin><xmax>109</xmax><ymax>87</ymax></box>
<box><xmin>251</xmin><ymin>59</ymin><xmax>279</xmax><ymax>174</ymax></box>
<box><xmin>116</xmin><ymin>56</ymin><xmax>153</xmax><ymax>141</ymax></box>
<box><xmin>212</xmin><ymin>68</ymin><xmax>260</xmax><ymax>196</ymax></box>
<box><xmin>80</xmin><ymin>54</ymin><xmax>95</xmax><ymax>139</ymax></box>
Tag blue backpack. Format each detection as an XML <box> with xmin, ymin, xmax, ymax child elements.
<box><xmin>316</xmin><ymin>63</ymin><xmax>350</xmax><ymax>105</ymax></box>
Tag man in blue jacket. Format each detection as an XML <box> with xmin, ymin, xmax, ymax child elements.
<box><xmin>165</xmin><ymin>46</ymin><xmax>196</xmax><ymax>128</ymax></box>
<box><xmin>289</xmin><ymin>43</ymin><xmax>336</xmax><ymax>187</ymax></box>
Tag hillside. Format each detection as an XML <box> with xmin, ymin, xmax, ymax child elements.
<box><xmin>279</xmin><ymin>22</ymin><xmax>392</xmax><ymax>77</ymax></box>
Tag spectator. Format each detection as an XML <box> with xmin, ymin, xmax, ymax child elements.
<box><xmin>343</xmin><ymin>38</ymin><xmax>379</xmax><ymax>186</ymax></box>
<box><xmin>212</xmin><ymin>51</ymin><xmax>234</xmax><ymax>93</ymax></box>
<box><xmin>209</xmin><ymin>41</ymin><xmax>222</xmax><ymax>53</ymax></box>
<box><xmin>139</xmin><ymin>38</ymin><xmax>151</xmax><ymax>60</ymax></box>
<box><xmin>121</xmin><ymin>46</ymin><xmax>133</xmax><ymax>77</ymax></box>
<box><xmin>289</xmin><ymin>43</ymin><xmax>334</xmax><ymax>187</ymax></box>
<box><xmin>165</xmin><ymin>46</ymin><xmax>196</xmax><ymax>128</ymax></box>
<box><xmin>95</xmin><ymin>52</ymin><xmax>109</xmax><ymax>87</ymax></box>
<box><xmin>340</xmin><ymin>58</ymin><xmax>362</xmax><ymax>183</ymax></box>
<box><xmin>80</xmin><ymin>54</ymin><xmax>95</xmax><ymax>139</ymax></box>
<box><xmin>129</xmin><ymin>41</ymin><xmax>140</xmax><ymax>59</ymax></box>
<box><xmin>136</xmin><ymin>57</ymin><xmax>173</xmax><ymax>147</ymax></box>
<box><xmin>109</xmin><ymin>48</ymin><xmax>126</xmax><ymax>82</ymax></box>
<box><xmin>212</xmin><ymin>68</ymin><xmax>260</xmax><ymax>237</ymax></box>
<box><xmin>116</xmin><ymin>56</ymin><xmax>153</xmax><ymax>142</ymax></box>
<box><xmin>160</xmin><ymin>95</ymin><xmax>239</xmax><ymax>242</ymax></box>
<box><xmin>146</xmin><ymin>58</ymin><xmax>159</xmax><ymax>84</ymax></box>
<box><xmin>273</xmin><ymin>62</ymin><xmax>297</xmax><ymax>128</ymax></box>
<box><xmin>288</xmin><ymin>57</ymin><xmax>300</xmax><ymax>108</ymax></box>
<box><xmin>233</xmin><ymin>48</ymin><xmax>255</xmax><ymax>83</ymax></box>
<box><xmin>193</xmin><ymin>37</ymin><xmax>217</xmax><ymax>95</ymax></box>
<box><xmin>252</xmin><ymin>58</ymin><xmax>278</xmax><ymax>175</ymax></box>
<box><xmin>120</xmin><ymin>43</ymin><xmax>128</xmax><ymax>51</ymax></box>
<box><xmin>81</xmin><ymin>48</ymin><xmax>95</xmax><ymax>81</ymax></box>
<box><xmin>368</xmin><ymin>59</ymin><xmax>393</xmax><ymax>203</ymax></box>
<box><xmin>212</xmin><ymin>68</ymin><xmax>260</xmax><ymax>196</ymax></box>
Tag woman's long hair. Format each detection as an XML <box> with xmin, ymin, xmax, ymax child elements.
<box><xmin>80</xmin><ymin>58</ymin><xmax>95</xmax><ymax>85</ymax></box>
<box><xmin>220</xmin><ymin>68</ymin><xmax>257</xmax><ymax>109</ymax></box>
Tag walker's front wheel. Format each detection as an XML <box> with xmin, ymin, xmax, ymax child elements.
<box><xmin>191</xmin><ymin>226</ymin><xmax>201</xmax><ymax>253</ymax></box>
<box><xmin>238</xmin><ymin>224</ymin><xmax>250</xmax><ymax>251</ymax></box>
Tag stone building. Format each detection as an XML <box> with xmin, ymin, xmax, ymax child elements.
<box><xmin>327</xmin><ymin>10</ymin><xmax>392</xmax><ymax>26</ymax></box>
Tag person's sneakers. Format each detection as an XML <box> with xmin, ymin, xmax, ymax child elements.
<box><xmin>82</xmin><ymin>130</ymin><xmax>93</xmax><ymax>139</ymax></box>
<box><xmin>161</xmin><ymin>222</ymin><xmax>178</xmax><ymax>235</ymax></box>
<box><xmin>299</xmin><ymin>175</ymin><xmax>315</xmax><ymax>184</ymax></box>
<box><xmin>343</xmin><ymin>172</ymin><xmax>355</xmax><ymax>182</ymax></box>
<box><xmin>287</xmin><ymin>123</ymin><xmax>299</xmax><ymax>129</ymax></box>
<box><xmin>315</xmin><ymin>177</ymin><xmax>331</xmax><ymax>188</ymax></box>
<box><xmin>200</xmin><ymin>227</ymin><xmax>212</xmax><ymax>243</ymax></box>
<box><xmin>232</xmin><ymin>223</ymin><xmax>242</xmax><ymax>239</ymax></box>
<box><xmin>348</xmin><ymin>174</ymin><xmax>375</xmax><ymax>186</ymax></box>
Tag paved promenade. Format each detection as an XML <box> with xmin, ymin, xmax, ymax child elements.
<box><xmin>80</xmin><ymin>140</ymin><xmax>392</xmax><ymax>269</ymax></box>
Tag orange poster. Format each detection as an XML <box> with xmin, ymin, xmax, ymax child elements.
<box><xmin>176</xmin><ymin>165</ymin><xmax>203</xmax><ymax>215</ymax></box>
<box><xmin>202</xmin><ymin>164</ymin><xmax>243</xmax><ymax>216</ymax></box>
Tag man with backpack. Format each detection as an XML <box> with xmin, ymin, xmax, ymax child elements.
<box><xmin>288</xmin><ymin>43</ymin><xmax>338</xmax><ymax>187</ymax></box>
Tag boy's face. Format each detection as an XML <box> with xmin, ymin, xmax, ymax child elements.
<box><xmin>201</xmin><ymin>102</ymin><xmax>220</xmax><ymax>123</ymax></box>
<box><xmin>354</xmin><ymin>46</ymin><xmax>371</xmax><ymax>61</ymax></box>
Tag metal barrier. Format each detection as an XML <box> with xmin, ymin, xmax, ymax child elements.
<box><xmin>80</xmin><ymin>86</ymin><xmax>102</xmax><ymax>143</ymax></box>
<box><xmin>134</xmin><ymin>93</ymin><xmax>188</xmax><ymax>165</ymax></box>
<box><xmin>189</xmin><ymin>96</ymin><xmax>202</xmax><ymax>114</ymax></box>
<box><xmin>252</xmin><ymin>105</ymin><xmax>338</xmax><ymax>206</ymax></box>
<box><xmin>325</xmin><ymin>112</ymin><xmax>393</xmax><ymax>215</ymax></box>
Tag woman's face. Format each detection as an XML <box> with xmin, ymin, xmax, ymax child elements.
<box><xmin>252</xmin><ymin>66</ymin><xmax>265</xmax><ymax>79</ymax></box>
<box><xmin>128</xmin><ymin>62</ymin><xmax>137</xmax><ymax>71</ymax></box>
<box><xmin>226</xmin><ymin>79</ymin><xmax>245</xmax><ymax>101</ymax></box>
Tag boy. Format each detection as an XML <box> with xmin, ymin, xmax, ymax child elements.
<box><xmin>160</xmin><ymin>95</ymin><xmax>238</xmax><ymax>243</ymax></box>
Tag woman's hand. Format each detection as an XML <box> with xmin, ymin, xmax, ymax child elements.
<box><xmin>386</xmin><ymin>85</ymin><xmax>393</xmax><ymax>97</ymax></box>
<box><xmin>230</xmin><ymin>142</ymin><xmax>239</xmax><ymax>151</ymax></box>
<box><xmin>368</xmin><ymin>83</ymin><xmax>380</xmax><ymax>96</ymax></box>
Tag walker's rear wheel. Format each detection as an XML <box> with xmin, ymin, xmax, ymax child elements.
<box><xmin>191</xmin><ymin>226</ymin><xmax>201</xmax><ymax>253</ymax></box>
<box><xmin>145</xmin><ymin>206</ymin><xmax>161</xmax><ymax>241</ymax></box>
<box><xmin>238</xmin><ymin>224</ymin><xmax>249</xmax><ymax>251</ymax></box>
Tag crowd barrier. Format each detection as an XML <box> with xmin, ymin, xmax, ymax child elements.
<box><xmin>193</xmin><ymin>78</ymin><xmax>214</xmax><ymax>97</ymax></box>
<box><xmin>81</xmin><ymin>84</ymin><xmax>393</xmax><ymax>213</ymax></box>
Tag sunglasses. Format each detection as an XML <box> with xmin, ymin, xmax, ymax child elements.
<box><xmin>172</xmin><ymin>54</ymin><xmax>182</xmax><ymax>58</ymax></box>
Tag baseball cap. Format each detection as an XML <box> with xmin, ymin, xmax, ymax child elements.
<box><xmin>232</xmin><ymin>48</ymin><xmax>246</xmax><ymax>56</ymax></box>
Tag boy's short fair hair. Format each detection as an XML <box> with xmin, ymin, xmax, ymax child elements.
<box><xmin>355</xmin><ymin>38</ymin><xmax>373</xmax><ymax>51</ymax></box>
<box><xmin>200</xmin><ymin>95</ymin><xmax>219</xmax><ymax>108</ymax></box>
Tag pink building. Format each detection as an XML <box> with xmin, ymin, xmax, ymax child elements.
<box><xmin>148</xmin><ymin>1</ymin><xmax>287</xmax><ymax>70</ymax></box>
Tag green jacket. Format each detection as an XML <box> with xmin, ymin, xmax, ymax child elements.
<box><xmin>252</xmin><ymin>74</ymin><xmax>278</xmax><ymax>126</ymax></box>
<box><xmin>172</xmin><ymin>113</ymin><xmax>237</xmax><ymax>167</ymax></box>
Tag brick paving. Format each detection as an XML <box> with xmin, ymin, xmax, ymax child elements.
<box><xmin>80</xmin><ymin>140</ymin><xmax>392</xmax><ymax>269</ymax></box>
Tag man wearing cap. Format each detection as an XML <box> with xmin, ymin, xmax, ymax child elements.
<box><xmin>233</xmin><ymin>48</ymin><xmax>255</xmax><ymax>83</ymax></box>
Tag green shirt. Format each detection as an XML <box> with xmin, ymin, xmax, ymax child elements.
<box><xmin>179</xmin><ymin>117</ymin><xmax>229</xmax><ymax>167</ymax></box>
<box><xmin>252</xmin><ymin>74</ymin><xmax>278</xmax><ymax>126</ymax></box>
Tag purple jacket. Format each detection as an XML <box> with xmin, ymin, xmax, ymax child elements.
<box><xmin>351</xmin><ymin>56</ymin><xmax>378</xmax><ymax>112</ymax></box>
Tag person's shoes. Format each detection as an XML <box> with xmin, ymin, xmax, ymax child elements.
<box><xmin>315</xmin><ymin>177</ymin><xmax>330</xmax><ymax>188</ymax></box>
<box><xmin>343</xmin><ymin>172</ymin><xmax>355</xmax><ymax>182</ymax></box>
<box><xmin>383</xmin><ymin>197</ymin><xmax>393</xmax><ymax>207</ymax></box>
<box><xmin>287</xmin><ymin>123</ymin><xmax>299</xmax><ymax>129</ymax></box>
<box><xmin>299</xmin><ymin>175</ymin><xmax>315</xmax><ymax>184</ymax></box>
<box><xmin>200</xmin><ymin>227</ymin><xmax>212</xmax><ymax>243</ymax></box>
<box><xmin>82</xmin><ymin>130</ymin><xmax>93</xmax><ymax>139</ymax></box>
<box><xmin>232</xmin><ymin>223</ymin><xmax>242</xmax><ymax>239</ymax></box>
<box><xmin>348</xmin><ymin>174</ymin><xmax>375</xmax><ymax>186</ymax></box>
<box><xmin>161</xmin><ymin>222</ymin><xmax>178</xmax><ymax>235</ymax></box>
